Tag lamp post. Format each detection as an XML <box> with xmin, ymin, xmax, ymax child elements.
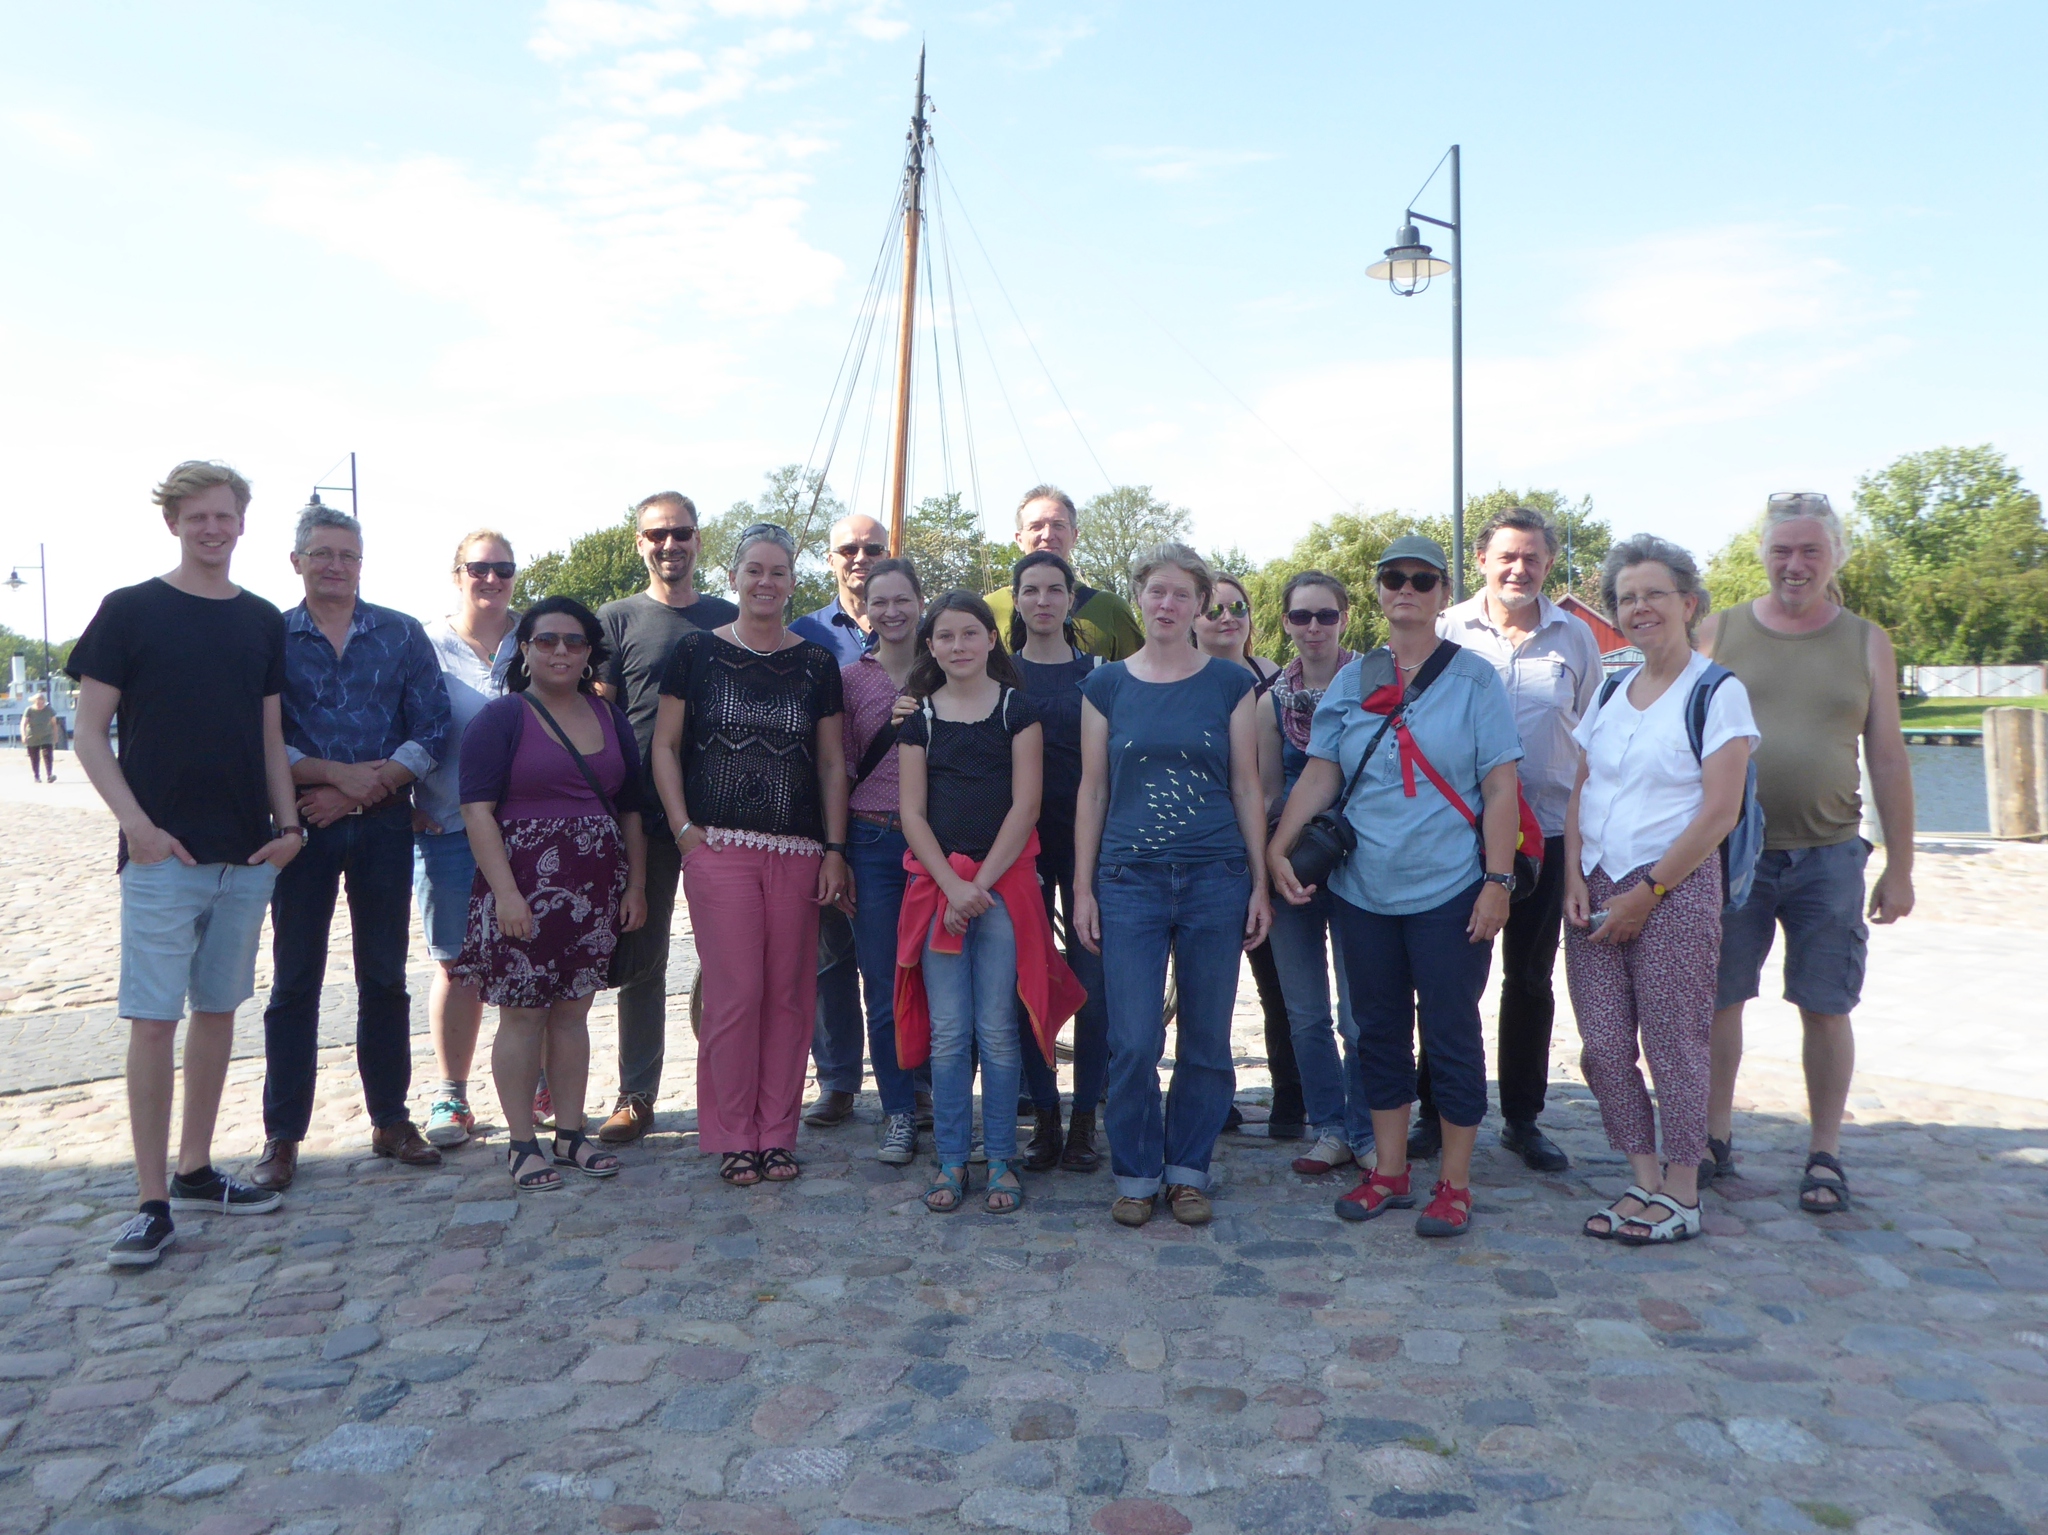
<box><xmin>4</xmin><ymin>546</ymin><xmax>51</xmax><ymax>698</ymax></box>
<box><xmin>1366</xmin><ymin>144</ymin><xmax>1464</xmax><ymax>598</ymax></box>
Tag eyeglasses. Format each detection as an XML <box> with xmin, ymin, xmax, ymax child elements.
<box><xmin>1768</xmin><ymin>491</ymin><xmax>1833</xmax><ymax>514</ymax></box>
<box><xmin>1614</xmin><ymin>588</ymin><xmax>1681</xmax><ymax>611</ymax></box>
<box><xmin>1203</xmin><ymin>599</ymin><xmax>1249</xmax><ymax>620</ymax></box>
<box><xmin>641</xmin><ymin>526</ymin><xmax>696</xmax><ymax>544</ymax></box>
<box><xmin>301</xmin><ymin>547</ymin><xmax>361</xmax><ymax>566</ymax></box>
<box><xmin>461</xmin><ymin>561</ymin><xmax>515</xmax><ymax>580</ymax></box>
<box><xmin>1285</xmin><ymin>607</ymin><xmax>1344</xmax><ymax>628</ymax></box>
<box><xmin>834</xmin><ymin>542</ymin><xmax>888</xmax><ymax>561</ymax></box>
<box><xmin>525</xmin><ymin>632</ymin><xmax>592</xmax><ymax>653</ymax></box>
<box><xmin>1377</xmin><ymin>569</ymin><xmax>1442</xmax><ymax>592</ymax></box>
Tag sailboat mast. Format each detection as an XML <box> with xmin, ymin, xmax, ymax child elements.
<box><xmin>884</xmin><ymin>47</ymin><xmax>927</xmax><ymax>557</ymax></box>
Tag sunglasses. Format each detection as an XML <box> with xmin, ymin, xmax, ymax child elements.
<box><xmin>525</xmin><ymin>632</ymin><xmax>591</xmax><ymax>653</ymax></box>
<box><xmin>461</xmin><ymin>561</ymin><xmax>515</xmax><ymax>580</ymax></box>
<box><xmin>1767</xmin><ymin>491</ymin><xmax>1834</xmax><ymax>514</ymax></box>
<box><xmin>1377</xmin><ymin>568</ymin><xmax>1443</xmax><ymax>592</ymax></box>
<box><xmin>835</xmin><ymin>542</ymin><xmax>888</xmax><ymax>560</ymax></box>
<box><xmin>1203</xmin><ymin>599</ymin><xmax>1249</xmax><ymax>620</ymax></box>
<box><xmin>1285</xmin><ymin>607</ymin><xmax>1344</xmax><ymax>628</ymax></box>
<box><xmin>642</xmin><ymin>526</ymin><xmax>696</xmax><ymax>544</ymax></box>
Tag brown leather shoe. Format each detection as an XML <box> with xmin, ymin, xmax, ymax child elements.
<box><xmin>1110</xmin><ymin>1194</ymin><xmax>1156</xmax><ymax>1228</ymax></box>
<box><xmin>371</xmin><ymin>1120</ymin><xmax>443</xmax><ymax>1167</ymax></box>
<box><xmin>1165</xmin><ymin>1183</ymin><xmax>1213</xmax><ymax>1225</ymax></box>
<box><xmin>598</xmin><ymin>1092</ymin><xmax>653</xmax><ymax>1145</ymax></box>
<box><xmin>802</xmin><ymin>1090</ymin><xmax>856</xmax><ymax>1128</ymax></box>
<box><xmin>250</xmin><ymin>1137</ymin><xmax>298</xmax><ymax>1192</ymax></box>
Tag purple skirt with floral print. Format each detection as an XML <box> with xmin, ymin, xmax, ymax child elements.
<box><xmin>453</xmin><ymin>816</ymin><xmax>625</xmax><ymax>1008</ymax></box>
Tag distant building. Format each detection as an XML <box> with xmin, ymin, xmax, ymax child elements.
<box><xmin>1557</xmin><ymin>594</ymin><xmax>1640</xmax><ymax>676</ymax></box>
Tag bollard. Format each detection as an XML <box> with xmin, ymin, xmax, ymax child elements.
<box><xmin>1983</xmin><ymin>707</ymin><xmax>2048</xmax><ymax>838</ymax></box>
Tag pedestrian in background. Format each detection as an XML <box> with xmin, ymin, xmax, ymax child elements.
<box><xmin>653</xmin><ymin>523</ymin><xmax>851</xmax><ymax>1187</ymax></box>
<box><xmin>457</xmin><ymin>597</ymin><xmax>646</xmax><ymax>1191</ymax></box>
<box><xmin>413</xmin><ymin>529</ymin><xmax>520</xmax><ymax>1149</ymax></box>
<box><xmin>22</xmin><ymin>691</ymin><xmax>57</xmax><ymax>782</ymax></box>
<box><xmin>1567</xmin><ymin>536</ymin><xmax>1757</xmax><ymax>1244</ymax></box>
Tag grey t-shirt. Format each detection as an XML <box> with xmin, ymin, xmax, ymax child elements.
<box><xmin>599</xmin><ymin>589</ymin><xmax>739</xmax><ymax>831</ymax></box>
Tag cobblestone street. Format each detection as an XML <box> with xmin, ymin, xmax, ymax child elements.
<box><xmin>2</xmin><ymin>773</ymin><xmax>2047</xmax><ymax>1535</ymax></box>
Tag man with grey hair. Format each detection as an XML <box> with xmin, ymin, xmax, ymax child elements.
<box><xmin>982</xmin><ymin>486</ymin><xmax>1144</xmax><ymax>660</ymax></box>
<box><xmin>1698</xmin><ymin>491</ymin><xmax>1914</xmax><ymax>1214</ymax></box>
<box><xmin>251</xmin><ymin>501</ymin><xmax>451</xmax><ymax>1191</ymax></box>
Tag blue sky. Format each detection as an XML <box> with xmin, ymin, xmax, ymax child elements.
<box><xmin>3</xmin><ymin>1</ymin><xmax>2043</xmax><ymax>635</ymax></box>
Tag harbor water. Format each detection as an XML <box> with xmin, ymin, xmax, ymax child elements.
<box><xmin>1908</xmin><ymin>742</ymin><xmax>1986</xmax><ymax>834</ymax></box>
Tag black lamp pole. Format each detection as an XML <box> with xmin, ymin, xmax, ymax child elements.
<box><xmin>4</xmin><ymin>545</ymin><xmax>51</xmax><ymax>696</ymax></box>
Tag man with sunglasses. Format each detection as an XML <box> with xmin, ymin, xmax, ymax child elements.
<box><xmin>1419</xmin><ymin>507</ymin><xmax>1603</xmax><ymax>1174</ymax></box>
<box><xmin>982</xmin><ymin>486</ymin><xmax>1144</xmax><ymax>662</ymax></box>
<box><xmin>594</xmin><ymin>492</ymin><xmax>739</xmax><ymax>1143</ymax></box>
<box><xmin>791</xmin><ymin>513</ymin><xmax>891</xmax><ymax>665</ymax></box>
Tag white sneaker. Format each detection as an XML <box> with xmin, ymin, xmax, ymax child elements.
<box><xmin>1291</xmin><ymin>1132</ymin><xmax>1356</xmax><ymax>1176</ymax></box>
<box><xmin>876</xmin><ymin>1113</ymin><xmax>919</xmax><ymax>1166</ymax></box>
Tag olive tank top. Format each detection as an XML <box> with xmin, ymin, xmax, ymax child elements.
<box><xmin>1711</xmin><ymin>602</ymin><xmax>1871</xmax><ymax>850</ymax></box>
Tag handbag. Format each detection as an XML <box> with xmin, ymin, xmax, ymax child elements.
<box><xmin>1285</xmin><ymin>642</ymin><xmax>1456</xmax><ymax>889</ymax></box>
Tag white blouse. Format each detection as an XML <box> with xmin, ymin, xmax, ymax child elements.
<box><xmin>1573</xmin><ymin>651</ymin><xmax>1760</xmax><ymax>881</ymax></box>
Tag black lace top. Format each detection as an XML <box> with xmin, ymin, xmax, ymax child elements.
<box><xmin>658</xmin><ymin>629</ymin><xmax>845</xmax><ymax>843</ymax></box>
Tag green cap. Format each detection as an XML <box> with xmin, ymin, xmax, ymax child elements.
<box><xmin>1377</xmin><ymin>534</ymin><xmax>1449</xmax><ymax>571</ymax></box>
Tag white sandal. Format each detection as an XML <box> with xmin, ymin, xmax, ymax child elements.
<box><xmin>1615</xmin><ymin>1192</ymin><xmax>1701</xmax><ymax>1246</ymax></box>
<box><xmin>1583</xmin><ymin>1184</ymin><xmax>1655</xmax><ymax>1241</ymax></box>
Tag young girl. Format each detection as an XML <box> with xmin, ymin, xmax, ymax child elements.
<box><xmin>897</xmin><ymin>592</ymin><xmax>1072</xmax><ymax>1215</ymax></box>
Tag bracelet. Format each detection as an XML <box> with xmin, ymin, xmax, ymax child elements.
<box><xmin>673</xmin><ymin>820</ymin><xmax>694</xmax><ymax>843</ymax></box>
<box><xmin>277</xmin><ymin>824</ymin><xmax>305</xmax><ymax>839</ymax></box>
<box><xmin>823</xmin><ymin>842</ymin><xmax>848</xmax><ymax>856</ymax></box>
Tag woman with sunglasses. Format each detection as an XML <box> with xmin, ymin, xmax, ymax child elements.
<box><xmin>412</xmin><ymin>531</ymin><xmax>522</xmax><ymax>1149</ymax></box>
<box><xmin>1258</xmin><ymin>571</ymin><xmax>1372</xmax><ymax>1178</ymax></box>
<box><xmin>1192</xmin><ymin>575</ymin><xmax>1306</xmax><ymax>1143</ymax></box>
<box><xmin>1076</xmin><ymin>543</ymin><xmax>1272</xmax><ymax>1228</ymax></box>
<box><xmin>454</xmin><ymin>597</ymin><xmax>649</xmax><ymax>1191</ymax></box>
<box><xmin>1268</xmin><ymin>536</ymin><xmax>1522</xmax><ymax>1239</ymax></box>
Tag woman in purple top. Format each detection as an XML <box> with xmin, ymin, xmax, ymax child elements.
<box><xmin>456</xmin><ymin>598</ymin><xmax>648</xmax><ymax>1192</ymax></box>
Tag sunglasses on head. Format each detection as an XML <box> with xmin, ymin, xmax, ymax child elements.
<box><xmin>642</xmin><ymin>526</ymin><xmax>696</xmax><ymax>544</ymax></box>
<box><xmin>1204</xmin><ymin>599</ymin><xmax>1249</xmax><ymax>620</ymax></box>
<box><xmin>461</xmin><ymin>561</ymin><xmax>515</xmax><ymax>580</ymax></box>
<box><xmin>1285</xmin><ymin>606</ymin><xmax>1343</xmax><ymax>628</ymax></box>
<box><xmin>835</xmin><ymin>541</ymin><xmax>888</xmax><ymax>560</ymax></box>
<box><xmin>526</xmin><ymin>632</ymin><xmax>591</xmax><ymax>653</ymax></box>
<box><xmin>1767</xmin><ymin>491</ymin><xmax>1834</xmax><ymax>515</ymax></box>
<box><xmin>1377</xmin><ymin>568</ymin><xmax>1443</xmax><ymax>592</ymax></box>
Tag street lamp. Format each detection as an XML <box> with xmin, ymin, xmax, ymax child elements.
<box><xmin>4</xmin><ymin>545</ymin><xmax>52</xmax><ymax>698</ymax></box>
<box><xmin>1366</xmin><ymin>144</ymin><xmax>1465</xmax><ymax>597</ymax></box>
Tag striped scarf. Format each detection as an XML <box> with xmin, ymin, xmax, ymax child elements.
<box><xmin>1272</xmin><ymin>649</ymin><xmax>1355</xmax><ymax>750</ymax></box>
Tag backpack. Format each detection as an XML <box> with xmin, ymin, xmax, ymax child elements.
<box><xmin>1597</xmin><ymin>663</ymin><xmax>1765</xmax><ymax>911</ymax></box>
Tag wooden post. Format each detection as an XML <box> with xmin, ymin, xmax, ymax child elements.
<box><xmin>1984</xmin><ymin>706</ymin><xmax>2048</xmax><ymax>838</ymax></box>
<box><xmin>884</xmin><ymin>48</ymin><xmax>927</xmax><ymax>558</ymax></box>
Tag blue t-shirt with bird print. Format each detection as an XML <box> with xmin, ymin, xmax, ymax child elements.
<box><xmin>1081</xmin><ymin>656</ymin><xmax>1255</xmax><ymax>867</ymax></box>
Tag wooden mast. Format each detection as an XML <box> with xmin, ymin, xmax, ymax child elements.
<box><xmin>884</xmin><ymin>47</ymin><xmax>927</xmax><ymax>557</ymax></box>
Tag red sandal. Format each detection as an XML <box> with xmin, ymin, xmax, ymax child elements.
<box><xmin>1334</xmin><ymin>1168</ymin><xmax>1414</xmax><ymax>1222</ymax></box>
<box><xmin>1416</xmin><ymin>1179</ymin><xmax>1473</xmax><ymax>1238</ymax></box>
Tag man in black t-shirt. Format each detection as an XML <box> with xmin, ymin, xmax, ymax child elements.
<box><xmin>594</xmin><ymin>490</ymin><xmax>737</xmax><ymax>1142</ymax></box>
<box><xmin>68</xmin><ymin>460</ymin><xmax>307</xmax><ymax>1268</ymax></box>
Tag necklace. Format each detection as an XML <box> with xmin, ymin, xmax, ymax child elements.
<box><xmin>724</xmin><ymin>623</ymin><xmax>784</xmax><ymax>658</ymax></box>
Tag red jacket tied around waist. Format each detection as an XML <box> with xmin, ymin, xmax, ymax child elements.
<box><xmin>892</xmin><ymin>829</ymin><xmax>1088</xmax><ymax>1070</ymax></box>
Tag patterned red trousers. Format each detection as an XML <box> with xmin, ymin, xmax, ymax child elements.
<box><xmin>1565</xmin><ymin>854</ymin><xmax>1721</xmax><ymax>1166</ymax></box>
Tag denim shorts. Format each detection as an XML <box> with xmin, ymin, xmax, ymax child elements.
<box><xmin>1715</xmin><ymin>837</ymin><xmax>1870</xmax><ymax>1016</ymax></box>
<box><xmin>118</xmin><ymin>858</ymin><xmax>278</xmax><ymax>1021</ymax></box>
<box><xmin>414</xmin><ymin>829</ymin><xmax>479</xmax><ymax>963</ymax></box>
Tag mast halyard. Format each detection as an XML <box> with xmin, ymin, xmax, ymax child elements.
<box><xmin>884</xmin><ymin>47</ymin><xmax>928</xmax><ymax>557</ymax></box>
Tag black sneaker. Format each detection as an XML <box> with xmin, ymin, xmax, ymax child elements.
<box><xmin>169</xmin><ymin>1166</ymin><xmax>284</xmax><ymax>1216</ymax></box>
<box><xmin>108</xmin><ymin>1206</ymin><xmax>175</xmax><ymax>1268</ymax></box>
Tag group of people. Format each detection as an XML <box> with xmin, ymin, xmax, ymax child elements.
<box><xmin>72</xmin><ymin>462</ymin><xmax>1914</xmax><ymax>1267</ymax></box>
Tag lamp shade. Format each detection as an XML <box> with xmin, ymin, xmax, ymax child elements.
<box><xmin>1366</xmin><ymin>222</ymin><xmax>1451</xmax><ymax>295</ymax></box>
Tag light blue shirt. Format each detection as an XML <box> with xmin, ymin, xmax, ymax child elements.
<box><xmin>1309</xmin><ymin>646</ymin><xmax>1524</xmax><ymax>916</ymax></box>
<box><xmin>414</xmin><ymin>618</ymin><xmax>518</xmax><ymax>832</ymax></box>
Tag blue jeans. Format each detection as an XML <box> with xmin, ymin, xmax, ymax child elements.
<box><xmin>118</xmin><ymin>859</ymin><xmax>278</xmax><ymax>1021</ymax></box>
<box><xmin>809</xmin><ymin>906</ymin><xmax>865</xmax><ymax>1096</ymax></box>
<box><xmin>412</xmin><ymin>829</ymin><xmax>477</xmax><ymax>964</ymax></box>
<box><xmin>1019</xmin><ymin>841</ymin><xmax>1109</xmax><ymax>1113</ymax></box>
<box><xmin>923</xmin><ymin>900</ymin><xmax>1020</xmax><ymax>1165</ymax></box>
<box><xmin>263</xmin><ymin>803</ymin><xmax>416</xmax><ymax>1139</ymax></box>
<box><xmin>1268</xmin><ymin>884</ymin><xmax>1371</xmax><ymax>1151</ymax></box>
<box><xmin>846</xmin><ymin>821</ymin><xmax>925</xmax><ymax>1116</ymax></box>
<box><xmin>1097</xmin><ymin>859</ymin><xmax>1248</xmax><ymax>1199</ymax></box>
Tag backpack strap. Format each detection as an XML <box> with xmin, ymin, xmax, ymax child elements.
<box><xmin>519</xmin><ymin>694</ymin><xmax>621</xmax><ymax>824</ymax></box>
<box><xmin>1685</xmin><ymin>663</ymin><xmax>1734</xmax><ymax>764</ymax></box>
<box><xmin>1332</xmin><ymin>640</ymin><xmax>1460</xmax><ymax>815</ymax></box>
<box><xmin>1598</xmin><ymin>670</ymin><xmax>1629</xmax><ymax>708</ymax></box>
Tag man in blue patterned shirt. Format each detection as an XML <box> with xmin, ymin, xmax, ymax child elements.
<box><xmin>252</xmin><ymin>501</ymin><xmax>451</xmax><ymax>1190</ymax></box>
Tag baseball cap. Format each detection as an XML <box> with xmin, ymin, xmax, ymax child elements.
<box><xmin>1377</xmin><ymin>534</ymin><xmax>1449</xmax><ymax>572</ymax></box>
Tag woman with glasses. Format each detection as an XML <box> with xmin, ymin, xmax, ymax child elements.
<box><xmin>652</xmin><ymin>524</ymin><xmax>851</xmax><ymax>1187</ymax></box>
<box><xmin>1257</xmin><ymin>571</ymin><xmax>1372</xmax><ymax>1178</ymax></box>
<box><xmin>1566</xmin><ymin>537</ymin><xmax>1756</xmax><ymax>1245</ymax></box>
<box><xmin>1076</xmin><ymin>544</ymin><xmax>1272</xmax><ymax>1228</ymax></box>
<box><xmin>1269</xmin><ymin>536</ymin><xmax>1522</xmax><ymax>1239</ymax></box>
<box><xmin>1192</xmin><ymin>575</ymin><xmax>1305</xmax><ymax>1142</ymax></box>
<box><xmin>454</xmin><ymin>597</ymin><xmax>649</xmax><ymax>1191</ymax></box>
<box><xmin>412</xmin><ymin>531</ymin><xmax>523</xmax><ymax>1147</ymax></box>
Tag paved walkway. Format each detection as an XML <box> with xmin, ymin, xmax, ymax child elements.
<box><xmin>2</xmin><ymin>784</ymin><xmax>2047</xmax><ymax>1535</ymax></box>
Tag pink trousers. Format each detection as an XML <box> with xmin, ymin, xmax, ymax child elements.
<box><xmin>682</xmin><ymin>840</ymin><xmax>822</xmax><ymax>1155</ymax></box>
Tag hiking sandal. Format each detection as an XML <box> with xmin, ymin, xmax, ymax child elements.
<box><xmin>719</xmin><ymin>1151</ymin><xmax>762</xmax><ymax>1186</ymax></box>
<box><xmin>1584</xmin><ymin>1183</ymin><xmax>1657</xmax><ymax>1240</ymax></box>
<box><xmin>924</xmin><ymin>1163</ymin><xmax>969</xmax><ymax>1213</ymax></box>
<box><xmin>1799</xmin><ymin>1150</ymin><xmax>1851</xmax><ymax>1214</ymax></box>
<box><xmin>551</xmin><ymin>1127</ymin><xmax>622</xmax><ymax>1179</ymax></box>
<box><xmin>506</xmin><ymin>1137</ymin><xmax>563</xmax><ymax>1192</ymax></box>
<box><xmin>1415</xmin><ymin>1179</ymin><xmax>1473</xmax><ymax>1238</ymax></box>
<box><xmin>984</xmin><ymin>1159</ymin><xmax>1024</xmax><ymax>1215</ymax></box>
<box><xmin>759</xmin><ymin>1147</ymin><xmax>801</xmax><ymax>1183</ymax></box>
<box><xmin>1699</xmin><ymin>1136</ymin><xmax>1734</xmax><ymax>1188</ymax></box>
<box><xmin>1615</xmin><ymin>1192</ymin><xmax>1702</xmax><ymax>1245</ymax></box>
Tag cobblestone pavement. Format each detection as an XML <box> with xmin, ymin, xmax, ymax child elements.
<box><xmin>3</xmin><ymin>787</ymin><xmax>2048</xmax><ymax>1535</ymax></box>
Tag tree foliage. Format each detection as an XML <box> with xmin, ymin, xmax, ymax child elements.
<box><xmin>0</xmin><ymin>623</ymin><xmax>72</xmax><ymax>686</ymax></box>
<box><xmin>901</xmin><ymin>491</ymin><xmax>1016</xmax><ymax>598</ymax></box>
<box><xmin>512</xmin><ymin>512</ymin><xmax>642</xmax><ymax>612</ymax></box>
<box><xmin>1075</xmin><ymin>486</ymin><xmax>1193</xmax><ymax>599</ymax></box>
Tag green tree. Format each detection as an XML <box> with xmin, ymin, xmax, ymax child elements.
<box><xmin>1244</xmin><ymin>508</ymin><xmax>1454</xmax><ymax>661</ymax></box>
<box><xmin>1075</xmin><ymin>486</ymin><xmax>1193</xmax><ymax>599</ymax></box>
<box><xmin>511</xmin><ymin>511</ymin><xmax>643</xmax><ymax>611</ymax></box>
<box><xmin>1855</xmin><ymin>445</ymin><xmax>2047</xmax><ymax>582</ymax></box>
<box><xmin>0</xmin><ymin>623</ymin><xmax>73</xmax><ymax>685</ymax></box>
<box><xmin>901</xmin><ymin>492</ymin><xmax>1013</xmax><ymax>597</ymax></box>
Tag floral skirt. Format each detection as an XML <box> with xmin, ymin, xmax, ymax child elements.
<box><xmin>452</xmin><ymin>816</ymin><xmax>624</xmax><ymax>1008</ymax></box>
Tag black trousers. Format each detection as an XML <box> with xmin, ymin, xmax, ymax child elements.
<box><xmin>1246</xmin><ymin>937</ymin><xmax>1304</xmax><ymax>1125</ymax></box>
<box><xmin>1417</xmin><ymin>834</ymin><xmax>1566</xmax><ymax>1127</ymax></box>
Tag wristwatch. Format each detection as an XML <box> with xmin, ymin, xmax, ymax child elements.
<box><xmin>824</xmin><ymin>842</ymin><xmax>848</xmax><ymax>856</ymax></box>
<box><xmin>1648</xmin><ymin>879</ymin><xmax>1670</xmax><ymax>900</ymax></box>
<box><xmin>1482</xmin><ymin>871</ymin><xmax>1515</xmax><ymax>895</ymax></box>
